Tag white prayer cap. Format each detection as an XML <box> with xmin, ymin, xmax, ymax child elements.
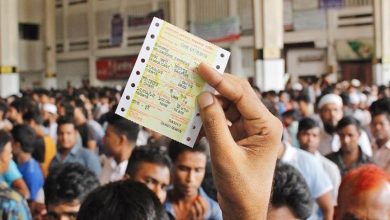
<box><xmin>43</xmin><ymin>103</ymin><xmax>57</xmax><ymax>115</ymax></box>
<box><xmin>349</xmin><ymin>93</ymin><xmax>360</xmax><ymax>105</ymax></box>
<box><xmin>318</xmin><ymin>94</ymin><xmax>343</xmax><ymax>109</ymax></box>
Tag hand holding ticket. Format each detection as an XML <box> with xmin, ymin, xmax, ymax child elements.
<box><xmin>116</xmin><ymin>17</ymin><xmax>230</xmax><ymax>147</ymax></box>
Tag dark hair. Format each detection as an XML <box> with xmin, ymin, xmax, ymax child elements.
<box><xmin>107</xmin><ymin>113</ymin><xmax>139</xmax><ymax>142</ymax></box>
<box><xmin>370</xmin><ymin>98</ymin><xmax>390</xmax><ymax>121</ymax></box>
<box><xmin>75</xmin><ymin>99</ymin><xmax>89</xmax><ymax>119</ymax></box>
<box><xmin>45</xmin><ymin>163</ymin><xmax>99</xmax><ymax>205</ymax></box>
<box><xmin>61</xmin><ymin>102</ymin><xmax>75</xmax><ymax>118</ymax></box>
<box><xmin>11</xmin><ymin>124</ymin><xmax>36</xmax><ymax>153</ymax></box>
<box><xmin>77</xmin><ymin>180</ymin><xmax>169</xmax><ymax>220</ymax></box>
<box><xmin>297</xmin><ymin>94</ymin><xmax>311</xmax><ymax>104</ymax></box>
<box><xmin>126</xmin><ymin>146</ymin><xmax>171</xmax><ymax>177</ymax></box>
<box><xmin>282</xmin><ymin>109</ymin><xmax>298</xmax><ymax>120</ymax></box>
<box><xmin>168</xmin><ymin>141</ymin><xmax>207</xmax><ymax>162</ymax></box>
<box><xmin>10</xmin><ymin>98</ymin><xmax>25</xmax><ymax>113</ymax></box>
<box><xmin>0</xmin><ymin>130</ymin><xmax>12</xmax><ymax>153</ymax></box>
<box><xmin>23</xmin><ymin>110</ymin><xmax>44</xmax><ymax>125</ymax></box>
<box><xmin>0</xmin><ymin>101</ymin><xmax>7</xmax><ymax>114</ymax></box>
<box><xmin>57</xmin><ymin>115</ymin><xmax>75</xmax><ymax>129</ymax></box>
<box><xmin>337</xmin><ymin>116</ymin><xmax>361</xmax><ymax>131</ymax></box>
<box><xmin>298</xmin><ymin>118</ymin><xmax>320</xmax><ymax>133</ymax></box>
<box><xmin>271</xmin><ymin>162</ymin><xmax>313</xmax><ymax>219</ymax></box>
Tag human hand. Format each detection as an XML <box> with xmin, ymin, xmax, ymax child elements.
<box><xmin>197</xmin><ymin>63</ymin><xmax>283</xmax><ymax>220</ymax></box>
<box><xmin>188</xmin><ymin>196</ymin><xmax>209</xmax><ymax>220</ymax></box>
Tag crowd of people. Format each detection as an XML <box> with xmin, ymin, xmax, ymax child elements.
<box><xmin>0</xmin><ymin>63</ymin><xmax>389</xmax><ymax>220</ymax></box>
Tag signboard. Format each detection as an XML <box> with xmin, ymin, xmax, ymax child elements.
<box><xmin>111</xmin><ymin>14</ymin><xmax>124</xmax><ymax>46</ymax></box>
<box><xmin>96</xmin><ymin>56</ymin><xmax>137</xmax><ymax>80</ymax></box>
<box><xmin>335</xmin><ymin>39</ymin><xmax>374</xmax><ymax>61</ymax></box>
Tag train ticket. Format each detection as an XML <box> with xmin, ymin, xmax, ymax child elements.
<box><xmin>116</xmin><ymin>17</ymin><xmax>230</xmax><ymax>147</ymax></box>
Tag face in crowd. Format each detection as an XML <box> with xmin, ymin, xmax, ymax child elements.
<box><xmin>172</xmin><ymin>151</ymin><xmax>206</xmax><ymax>198</ymax></box>
<box><xmin>130</xmin><ymin>161</ymin><xmax>170</xmax><ymax>203</ymax></box>
<box><xmin>298</xmin><ymin>126</ymin><xmax>321</xmax><ymax>154</ymax></box>
<box><xmin>320</xmin><ymin>103</ymin><xmax>343</xmax><ymax>128</ymax></box>
<box><xmin>57</xmin><ymin>123</ymin><xmax>77</xmax><ymax>150</ymax></box>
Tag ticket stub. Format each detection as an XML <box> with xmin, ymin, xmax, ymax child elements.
<box><xmin>116</xmin><ymin>17</ymin><xmax>230</xmax><ymax>147</ymax></box>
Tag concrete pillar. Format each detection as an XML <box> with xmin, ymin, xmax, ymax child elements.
<box><xmin>374</xmin><ymin>0</ymin><xmax>390</xmax><ymax>85</ymax></box>
<box><xmin>169</xmin><ymin>0</ymin><xmax>187</xmax><ymax>29</ymax></box>
<box><xmin>0</xmin><ymin>0</ymin><xmax>20</xmax><ymax>98</ymax></box>
<box><xmin>253</xmin><ymin>0</ymin><xmax>285</xmax><ymax>91</ymax></box>
<box><xmin>43</xmin><ymin>0</ymin><xmax>57</xmax><ymax>89</ymax></box>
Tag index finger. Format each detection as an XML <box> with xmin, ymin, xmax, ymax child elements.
<box><xmin>198</xmin><ymin>62</ymin><xmax>268</xmax><ymax>120</ymax></box>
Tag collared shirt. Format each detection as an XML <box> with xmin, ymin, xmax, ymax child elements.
<box><xmin>326</xmin><ymin>147</ymin><xmax>373</xmax><ymax>176</ymax></box>
<box><xmin>281</xmin><ymin>143</ymin><xmax>333</xmax><ymax>220</ymax></box>
<box><xmin>164</xmin><ymin>188</ymin><xmax>222</xmax><ymax>220</ymax></box>
<box><xmin>318</xmin><ymin>129</ymin><xmax>373</xmax><ymax>157</ymax></box>
<box><xmin>314</xmin><ymin>151</ymin><xmax>341</xmax><ymax>205</ymax></box>
<box><xmin>50</xmin><ymin>140</ymin><xmax>101</xmax><ymax>176</ymax></box>
<box><xmin>373</xmin><ymin>140</ymin><xmax>390</xmax><ymax>174</ymax></box>
<box><xmin>100</xmin><ymin>158</ymin><xmax>128</xmax><ymax>185</ymax></box>
<box><xmin>0</xmin><ymin>181</ymin><xmax>32</xmax><ymax>220</ymax></box>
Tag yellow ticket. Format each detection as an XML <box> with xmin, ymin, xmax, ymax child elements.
<box><xmin>116</xmin><ymin>17</ymin><xmax>230</xmax><ymax>147</ymax></box>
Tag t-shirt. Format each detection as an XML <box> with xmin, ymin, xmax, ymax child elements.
<box><xmin>0</xmin><ymin>160</ymin><xmax>22</xmax><ymax>186</ymax></box>
<box><xmin>17</xmin><ymin>159</ymin><xmax>44</xmax><ymax>201</ymax></box>
<box><xmin>0</xmin><ymin>181</ymin><xmax>32</xmax><ymax>220</ymax></box>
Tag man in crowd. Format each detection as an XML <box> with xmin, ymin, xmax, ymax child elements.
<box><xmin>50</xmin><ymin>116</ymin><xmax>101</xmax><ymax>176</ymax></box>
<box><xmin>45</xmin><ymin>163</ymin><xmax>100</xmax><ymax>220</ymax></box>
<box><xmin>268</xmin><ymin>162</ymin><xmax>313</xmax><ymax>220</ymax></box>
<box><xmin>370</xmin><ymin>98</ymin><xmax>390</xmax><ymax>173</ymax></box>
<box><xmin>335</xmin><ymin>164</ymin><xmax>390</xmax><ymax>220</ymax></box>
<box><xmin>279</xmin><ymin>141</ymin><xmax>334</xmax><ymax>220</ymax></box>
<box><xmin>42</xmin><ymin>103</ymin><xmax>58</xmax><ymax>141</ymax></box>
<box><xmin>298</xmin><ymin>117</ymin><xmax>341</xmax><ymax>203</ymax></box>
<box><xmin>7</xmin><ymin>98</ymin><xmax>25</xmax><ymax>125</ymax></box>
<box><xmin>327</xmin><ymin>116</ymin><xmax>373</xmax><ymax>176</ymax></box>
<box><xmin>11</xmin><ymin>124</ymin><xmax>44</xmax><ymax>202</ymax></box>
<box><xmin>317</xmin><ymin>93</ymin><xmax>372</xmax><ymax>156</ymax></box>
<box><xmin>77</xmin><ymin>180</ymin><xmax>169</xmax><ymax>220</ymax></box>
<box><xmin>23</xmin><ymin>110</ymin><xmax>56</xmax><ymax>178</ymax></box>
<box><xmin>125</xmin><ymin>146</ymin><xmax>171</xmax><ymax>203</ymax></box>
<box><xmin>100</xmin><ymin>113</ymin><xmax>139</xmax><ymax>185</ymax></box>
<box><xmin>165</xmin><ymin>141</ymin><xmax>222</xmax><ymax>220</ymax></box>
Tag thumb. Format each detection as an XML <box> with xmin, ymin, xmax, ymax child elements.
<box><xmin>197</xmin><ymin>92</ymin><xmax>236</xmax><ymax>156</ymax></box>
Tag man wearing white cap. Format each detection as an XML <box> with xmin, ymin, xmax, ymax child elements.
<box><xmin>318</xmin><ymin>93</ymin><xmax>372</xmax><ymax>157</ymax></box>
<box><xmin>42</xmin><ymin>103</ymin><xmax>58</xmax><ymax>141</ymax></box>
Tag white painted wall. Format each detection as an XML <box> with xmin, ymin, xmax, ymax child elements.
<box><xmin>57</xmin><ymin>60</ymin><xmax>89</xmax><ymax>89</ymax></box>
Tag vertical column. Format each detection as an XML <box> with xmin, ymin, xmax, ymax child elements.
<box><xmin>374</xmin><ymin>0</ymin><xmax>390</xmax><ymax>85</ymax></box>
<box><xmin>0</xmin><ymin>0</ymin><xmax>19</xmax><ymax>98</ymax></box>
<box><xmin>253</xmin><ymin>0</ymin><xmax>285</xmax><ymax>91</ymax></box>
<box><xmin>87</xmin><ymin>0</ymin><xmax>101</xmax><ymax>87</ymax></box>
<box><xmin>43</xmin><ymin>0</ymin><xmax>57</xmax><ymax>89</ymax></box>
<box><xmin>169</xmin><ymin>0</ymin><xmax>187</xmax><ymax>29</ymax></box>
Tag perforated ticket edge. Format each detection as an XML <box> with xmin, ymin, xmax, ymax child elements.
<box><xmin>116</xmin><ymin>17</ymin><xmax>230</xmax><ymax>147</ymax></box>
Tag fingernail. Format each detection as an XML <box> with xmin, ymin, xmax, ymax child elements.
<box><xmin>197</xmin><ymin>92</ymin><xmax>214</xmax><ymax>109</ymax></box>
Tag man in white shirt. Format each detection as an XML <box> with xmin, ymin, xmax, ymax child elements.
<box><xmin>297</xmin><ymin>117</ymin><xmax>341</xmax><ymax>204</ymax></box>
<box><xmin>318</xmin><ymin>93</ymin><xmax>372</xmax><ymax>157</ymax></box>
<box><xmin>100</xmin><ymin>113</ymin><xmax>139</xmax><ymax>185</ymax></box>
<box><xmin>279</xmin><ymin>142</ymin><xmax>334</xmax><ymax>220</ymax></box>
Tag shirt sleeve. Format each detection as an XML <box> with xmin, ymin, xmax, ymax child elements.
<box><xmin>2</xmin><ymin>160</ymin><xmax>22</xmax><ymax>185</ymax></box>
<box><xmin>308</xmin><ymin>157</ymin><xmax>333</xmax><ymax>199</ymax></box>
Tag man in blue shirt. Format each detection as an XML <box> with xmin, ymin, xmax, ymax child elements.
<box><xmin>50</xmin><ymin>116</ymin><xmax>101</xmax><ymax>176</ymax></box>
<box><xmin>11</xmin><ymin>124</ymin><xmax>44</xmax><ymax>201</ymax></box>
<box><xmin>164</xmin><ymin>141</ymin><xmax>222</xmax><ymax>220</ymax></box>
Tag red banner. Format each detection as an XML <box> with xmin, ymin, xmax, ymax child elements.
<box><xmin>96</xmin><ymin>56</ymin><xmax>137</xmax><ymax>80</ymax></box>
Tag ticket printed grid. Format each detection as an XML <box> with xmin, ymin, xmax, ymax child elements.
<box><xmin>116</xmin><ymin>17</ymin><xmax>230</xmax><ymax>147</ymax></box>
